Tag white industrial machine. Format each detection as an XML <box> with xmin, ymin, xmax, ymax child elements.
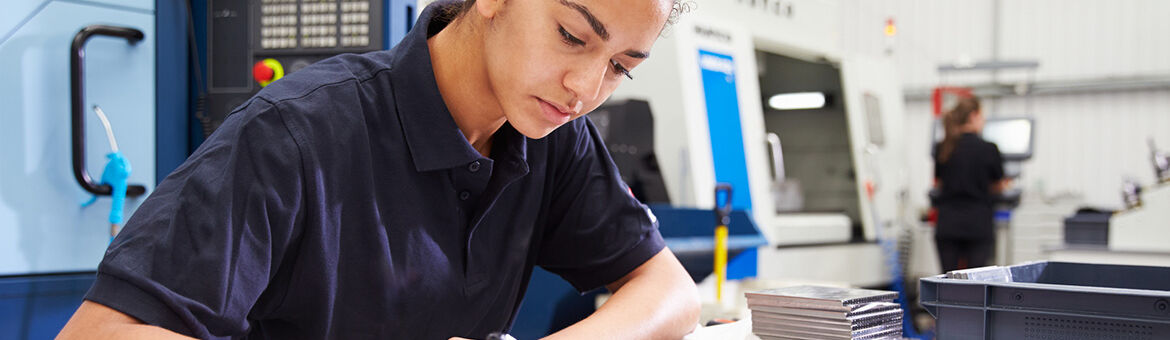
<box><xmin>1048</xmin><ymin>182</ymin><xmax>1170</xmax><ymax>267</ymax></box>
<box><xmin>1111</xmin><ymin>140</ymin><xmax>1170</xmax><ymax>252</ymax></box>
<box><xmin>1110</xmin><ymin>183</ymin><xmax>1170</xmax><ymax>252</ymax></box>
<box><xmin>1048</xmin><ymin>142</ymin><xmax>1170</xmax><ymax>266</ymax></box>
<box><xmin>610</xmin><ymin>0</ymin><xmax>909</xmax><ymax>287</ymax></box>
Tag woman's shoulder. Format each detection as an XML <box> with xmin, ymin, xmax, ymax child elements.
<box><xmin>974</xmin><ymin>135</ymin><xmax>1000</xmax><ymax>150</ymax></box>
<box><xmin>960</xmin><ymin>133</ymin><xmax>995</xmax><ymax>148</ymax></box>
<box><xmin>255</xmin><ymin>52</ymin><xmax>396</xmax><ymax>105</ymax></box>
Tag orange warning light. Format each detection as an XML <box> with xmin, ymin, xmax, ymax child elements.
<box><xmin>884</xmin><ymin>18</ymin><xmax>897</xmax><ymax>37</ymax></box>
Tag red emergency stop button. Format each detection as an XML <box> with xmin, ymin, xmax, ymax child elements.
<box><xmin>252</xmin><ymin>62</ymin><xmax>273</xmax><ymax>82</ymax></box>
<box><xmin>252</xmin><ymin>58</ymin><xmax>284</xmax><ymax>87</ymax></box>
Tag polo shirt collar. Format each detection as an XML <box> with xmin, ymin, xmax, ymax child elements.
<box><xmin>390</xmin><ymin>0</ymin><xmax>502</xmax><ymax>172</ymax></box>
<box><xmin>493</xmin><ymin>122</ymin><xmax>530</xmax><ymax>176</ymax></box>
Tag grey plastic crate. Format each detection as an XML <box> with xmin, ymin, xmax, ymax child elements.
<box><xmin>920</xmin><ymin>261</ymin><xmax>1170</xmax><ymax>339</ymax></box>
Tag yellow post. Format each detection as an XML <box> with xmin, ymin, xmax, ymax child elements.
<box><xmin>715</xmin><ymin>224</ymin><xmax>728</xmax><ymax>302</ymax></box>
<box><xmin>713</xmin><ymin>183</ymin><xmax>733</xmax><ymax>303</ymax></box>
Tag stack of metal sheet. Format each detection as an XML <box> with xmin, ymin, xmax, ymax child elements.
<box><xmin>745</xmin><ymin>285</ymin><xmax>903</xmax><ymax>340</ymax></box>
<box><xmin>945</xmin><ymin>265</ymin><xmax>1014</xmax><ymax>282</ymax></box>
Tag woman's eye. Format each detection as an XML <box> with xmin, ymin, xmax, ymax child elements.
<box><xmin>558</xmin><ymin>26</ymin><xmax>585</xmax><ymax>46</ymax></box>
<box><xmin>611</xmin><ymin>60</ymin><xmax>633</xmax><ymax>80</ymax></box>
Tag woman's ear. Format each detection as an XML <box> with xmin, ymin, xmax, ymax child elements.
<box><xmin>476</xmin><ymin>0</ymin><xmax>505</xmax><ymax>20</ymax></box>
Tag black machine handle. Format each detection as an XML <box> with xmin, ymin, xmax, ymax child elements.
<box><xmin>71</xmin><ymin>25</ymin><xmax>147</xmax><ymax>197</ymax></box>
<box><xmin>714</xmin><ymin>183</ymin><xmax>733</xmax><ymax>227</ymax></box>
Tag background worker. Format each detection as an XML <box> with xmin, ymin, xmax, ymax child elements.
<box><xmin>933</xmin><ymin>96</ymin><xmax>1010</xmax><ymax>273</ymax></box>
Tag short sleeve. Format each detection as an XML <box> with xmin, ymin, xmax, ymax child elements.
<box><xmin>84</xmin><ymin>98</ymin><xmax>305</xmax><ymax>339</ymax></box>
<box><xmin>536</xmin><ymin>118</ymin><xmax>665</xmax><ymax>293</ymax></box>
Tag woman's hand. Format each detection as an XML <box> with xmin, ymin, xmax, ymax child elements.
<box><xmin>992</xmin><ymin>178</ymin><xmax>1012</xmax><ymax>194</ymax></box>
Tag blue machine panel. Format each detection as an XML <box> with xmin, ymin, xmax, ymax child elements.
<box><xmin>0</xmin><ymin>272</ymin><xmax>95</xmax><ymax>340</ymax></box>
<box><xmin>387</xmin><ymin>0</ymin><xmax>416</xmax><ymax>47</ymax></box>
<box><xmin>0</xmin><ymin>1</ymin><xmax>156</xmax><ymax>275</ymax></box>
<box><xmin>82</xmin><ymin>0</ymin><xmax>153</xmax><ymax>12</ymax></box>
<box><xmin>0</xmin><ymin>2</ymin><xmax>46</xmax><ymax>45</ymax></box>
<box><xmin>698</xmin><ymin>49</ymin><xmax>757</xmax><ymax>279</ymax></box>
<box><xmin>698</xmin><ymin>50</ymin><xmax>752</xmax><ymax>211</ymax></box>
<box><xmin>1</xmin><ymin>1</ymin><xmax>153</xmax><ymax>44</ymax></box>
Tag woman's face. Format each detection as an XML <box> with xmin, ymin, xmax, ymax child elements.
<box><xmin>477</xmin><ymin>0</ymin><xmax>673</xmax><ymax>138</ymax></box>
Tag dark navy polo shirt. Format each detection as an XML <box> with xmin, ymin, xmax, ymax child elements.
<box><xmin>85</xmin><ymin>2</ymin><xmax>665</xmax><ymax>338</ymax></box>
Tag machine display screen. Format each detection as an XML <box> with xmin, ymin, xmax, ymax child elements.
<box><xmin>982</xmin><ymin>118</ymin><xmax>1033</xmax><ymax>158</ymax></box>
<box><xmin>932</xmin><ymin>117</ymin><xmax>1034</xmax><ymax>160</ymax></box>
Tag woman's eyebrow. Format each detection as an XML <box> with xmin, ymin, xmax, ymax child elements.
<box><xmin>557</xmin><ymin>0</ymin><xmax>651</xmax><ymax>59</ymax></box>
<box><xmin>558</xmin><ymin>0</ymin><xmax>609</xmax><ymax>41</ymax></box>
<box><xmin>625</xmin><ymin>50</ymin><xmax>649</xmax><ymax>59</ymax></box>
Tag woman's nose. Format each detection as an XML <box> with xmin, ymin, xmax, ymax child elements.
<box><xmin>563</xmin><ymin>59</ymin><xmax>608</xmax><ymax>104</ymax></box>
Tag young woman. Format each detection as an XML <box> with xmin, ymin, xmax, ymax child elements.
<box><xmin>59</xmin><ymin>0</ymin><xmax>700</xmax><ymax>338</ymax></box>
<box><xmin>933</xmin><ymin>96</ymin><xmax>1009</xmax><ymax>273</ymax></box>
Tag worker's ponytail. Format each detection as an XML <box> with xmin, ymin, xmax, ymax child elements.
<box><xmin>937</xmin><ymin>96</ymin><xmax>981</xmax><ymax>164</ymax></box>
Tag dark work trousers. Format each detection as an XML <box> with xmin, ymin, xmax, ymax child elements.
<box><xmin>935</xmin><ymin>237</ymin><xmax>995</xmax><ymax>273</ymax></box>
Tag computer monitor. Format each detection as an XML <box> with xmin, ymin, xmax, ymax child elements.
<box><xmin>982</xmin><ymin>118</ymin><xmax>1034</xmax><ymax>160</ymax></box>
<box><xmin>931</xmin><ymin>117</ymin><xmax>1034</xmax><ymax>161</ymax></box>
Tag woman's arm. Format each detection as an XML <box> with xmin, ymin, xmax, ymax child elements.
<box><xmin>57</xmin><ymin>301</ymin><xmax>194</xmax><ymax>340</ymax></box>
<box><xmin>543</xmin><ymin>249</ymin><xmax>700</xmax><ymax>340</ymax></box>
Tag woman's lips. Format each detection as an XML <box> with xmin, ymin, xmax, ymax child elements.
<box><xmin>538</xmin><ymin>98</ymin><xmax>573</xmax><ymax>125</ymax></box>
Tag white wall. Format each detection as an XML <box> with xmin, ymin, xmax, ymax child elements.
<box><xmin>842</xmin><ymin>0</ymin><xmax>1170</xmax><ymax>210</ymax></box>
<box><xmin>842</xmin><ymin>0</ymin><xmax>1170</xmax><ymax>86</ymax></box>
<box><xmin>998</xmin><ymin>0</ymin><xmax>1170</xmax><ymax>82</ymax></box>
<box><xmin>841</xmin><ymin>0</ymin><xmax>996</xmax><ymax>86</ymax></box>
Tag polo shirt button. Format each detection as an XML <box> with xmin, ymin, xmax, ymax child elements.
<box><xmin>468</xmin><ymin>161</ymin><xmax>481</xmax><ymax>173</ymax></box>
<box><xmin>459</xmin><ymin>191</ymin><xmax>470</xmax><ymax>200</ymax></box>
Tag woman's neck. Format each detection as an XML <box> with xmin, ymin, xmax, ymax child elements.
<box><xmin>427</xmin><ymin>16</ymin><xmax>506</xmax><ymax>157</ymax></box>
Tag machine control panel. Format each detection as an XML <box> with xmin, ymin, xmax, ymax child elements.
<box><xmin>256</xmin><ymin>0</ymin><xmax>376</xmax><ymax>50</ymax></box>
<box><xmin>200</xmin><ymin>0</ymin><xmax>402</xmax><ymax>134</ymax></box>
